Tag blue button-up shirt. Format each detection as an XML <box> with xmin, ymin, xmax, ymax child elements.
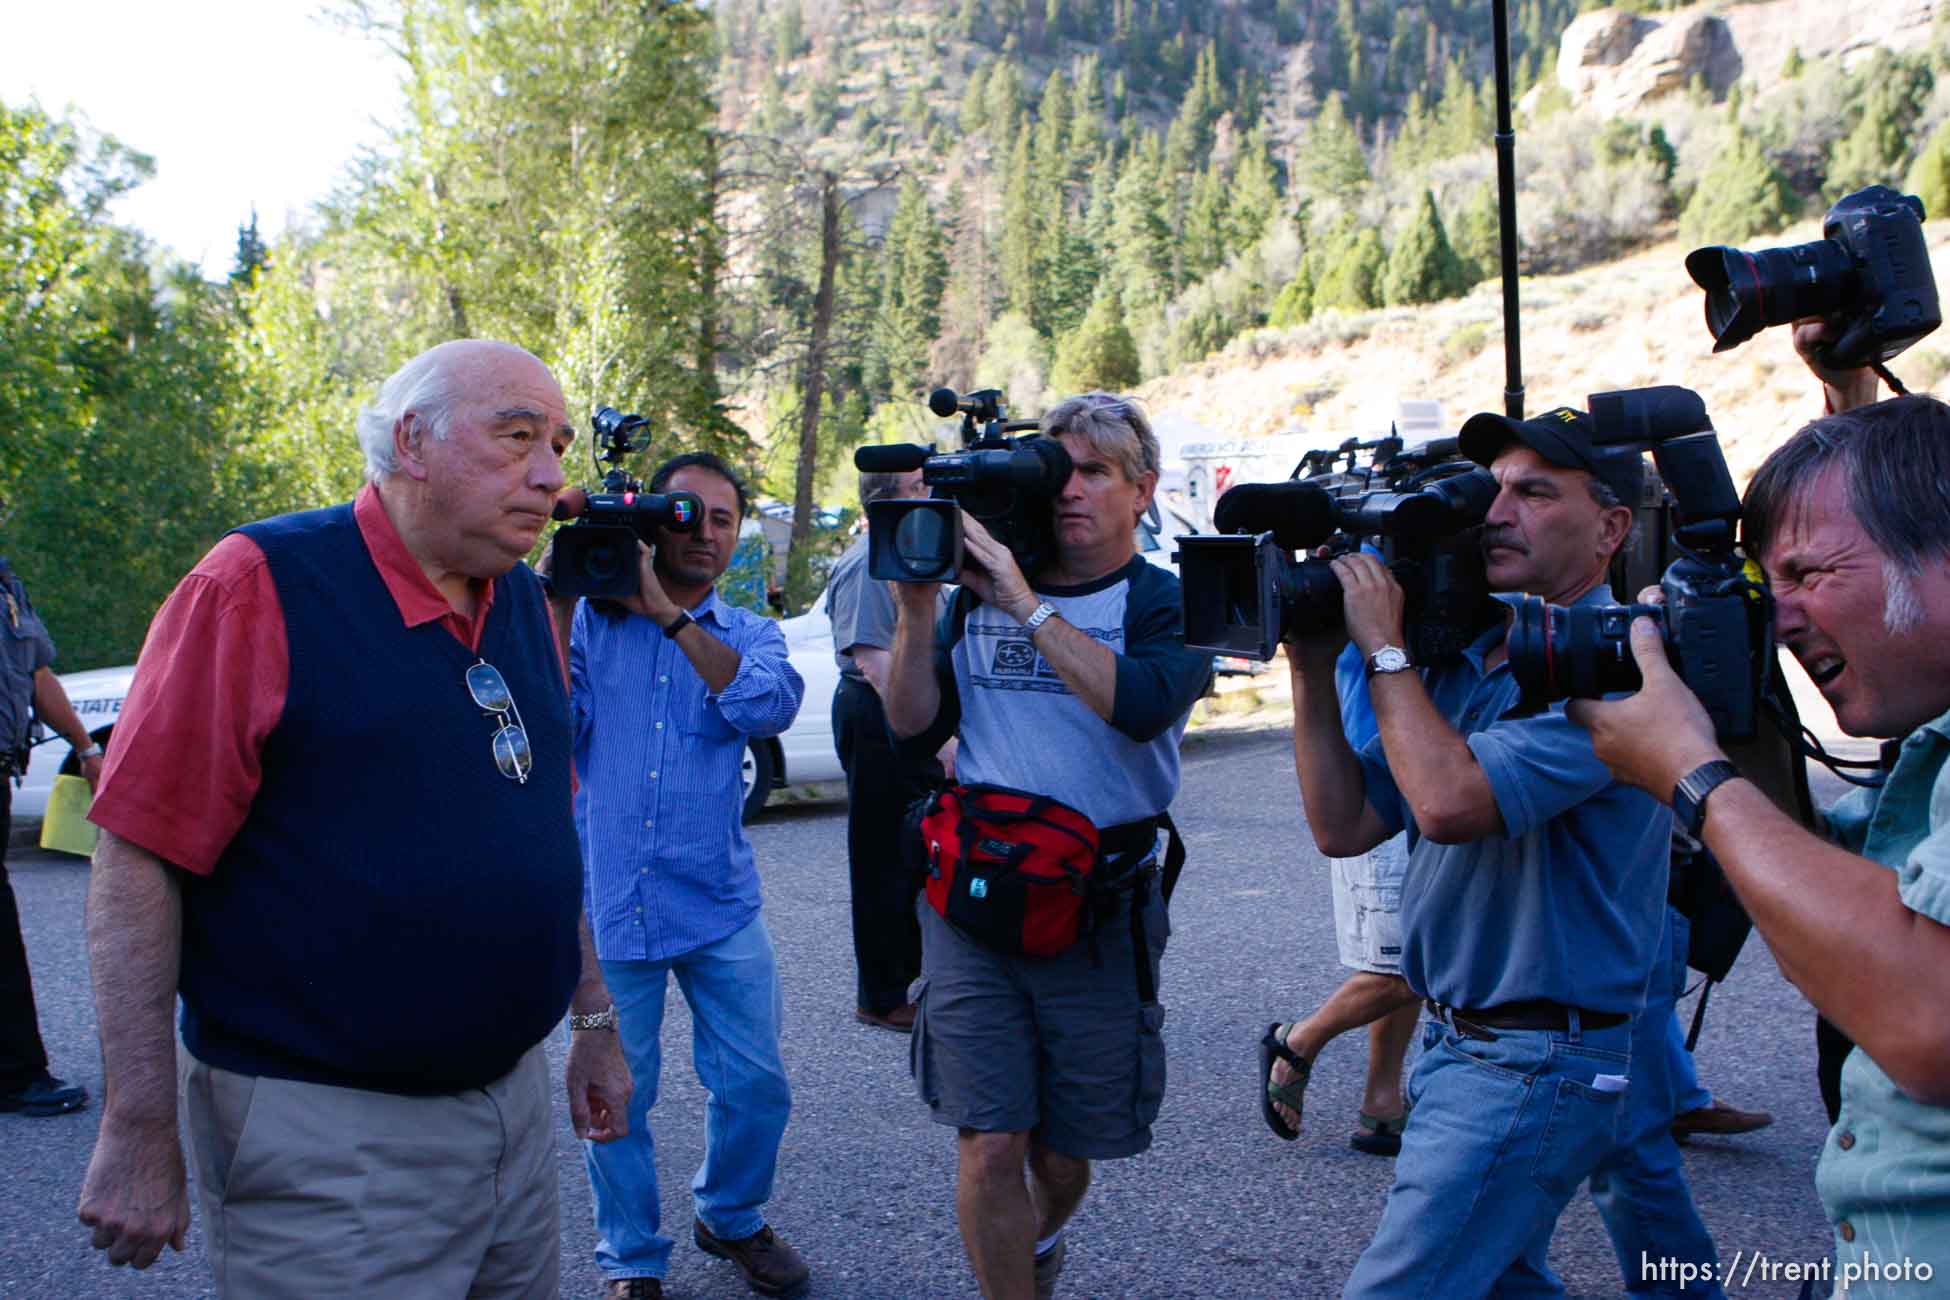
<box><xmin>570</xmin><ymin>589</ymin><xmax>804</xmax><ymax>962</ymax></box>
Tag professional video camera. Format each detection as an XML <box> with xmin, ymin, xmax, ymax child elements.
<box><xmin>851</xmin><ymin>386</ymin><xmax>1073</xmax><ymax>583</ymax></box>
<box><xmin>548</xmin><ymin>406</ymin><xmax>702</xmax><ymax>599</ymax></box>
<box><xmin>1174</xmin><ymin>434</ymin><xmax>1502</xmax><ymax>662</ymax></box>
<box><xmin>1497</xmin><ymin>386</ymin><xmax>1771</xmax><ymax>740</ymax></box>
<box><xmin>1685</xmin><ymin>184</ymin><xmax>1941</xmax><ymax>378</ymax></box>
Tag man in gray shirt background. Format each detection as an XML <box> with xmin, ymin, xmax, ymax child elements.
<box><xmin>827</xmin><ymin>466</ymin><xmax>947</xmax><ymax>1032</ymax></box>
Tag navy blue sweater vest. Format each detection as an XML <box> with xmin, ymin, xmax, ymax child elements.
<box><xmin>177</xmin><ymin>503</ymin><xmax>582</xmax><ymax>1095</ymax></box>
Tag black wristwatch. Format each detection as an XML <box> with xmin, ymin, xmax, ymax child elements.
<box><xmin>1672</xmin><ymin>759</ymin><xmax>1740</xmax><ymax>838</ymax></box>
<box><xmin>661</xmin><ymin>610</ymin><xmax>695</xmax><ymax>640</ymax></box>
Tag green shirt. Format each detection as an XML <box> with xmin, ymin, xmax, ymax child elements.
<box><xmin>1815</xmin><ymin>703</ymin><xmax>1950</xmax><ymax>1294</ymax></box>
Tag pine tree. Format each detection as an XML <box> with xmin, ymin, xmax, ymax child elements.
<box><xmin>1269</xmin><ymin>256</ymin><xmax>1315</xmax><ymax>327</ymax></box>
<box><xmin>1182</xmin><ymin>161</ymin><xmax>1230</xmax><ymax>280</ymax></box>
<box><xmin>1311</xmin><ymin>223</ymin><xmax>1385</xmax><ymax>312</ymax></box>
<box><xmin>872</xmin><ymin>177</ymin><xmax>950</xmax><ymax>400</ymax></box>
<box><xmin>986</xmin><ymin>60</ymin><xmax>1025</xmax><ymax>145</ymax></box>
<box><xmin>1226</xmin><ymin>129</ymin><xmax>1282</xmax><ymax>253</ymax></box>
<box><xmin>1049</xmin><ymin>289</ymin><xmax>1141</xmax><ymax>393</ymax></box>
<box><xmin>999</xmin><ymin>122</ymin><xmax>1043</xmax><ymax>326</ymax></box>
<box><xmin>960</xmin><ymin>61</ymin><xmax>991</xmax><ymax>133</ymax></box>
<box><xmin>230</xmin><ymin>208</ymin><xmax>269</xmax><ymax>288</ymax></box>
<box><xmin>1295</xmin><ymin>93</ymin><xmax>1369</xmax><ymax>197</ymax></box>
<box><xmin>1449</xmin><ymin>180</ymin><xmax>1502</xmax><ymax>284</ymax></box>
<box><xmin>1381</xmin><ymin>190</ymin><xmax>1470</xmax><ymax>306</ymax></box>
<box><xmin>1905</xmin><ymin>116</ymin><xmax>1950</xmax><ymax>217</ymax></box>
<box><xmin>1678</xmin><ymin>128</ymin><xmax>1798</xmax><ymax>247</ymax></box>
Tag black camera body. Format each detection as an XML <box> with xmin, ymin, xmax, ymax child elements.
<box><xmin>1175</xmin><ymin>436</ymin><xmax>1502</xmax><ymax>663</ymax></box>
<box><xmin>550</xmin><ymin>406</ymin><xmax>703</xmax><ymax>600</ymax></box>
<box><xmin>1686</xmin><ymin>184</ymin><xmax>1940</xmax><ymax>370</ymax></box>
<box><xmin>853</xmin><ymin>387</ymin><xmax>1073</xmax><ymax>583</ymax></box>
<box><xmin>1500</xmin><ymin>386</ymin><xmax>1771</xmax><ymax>740</ymax></box>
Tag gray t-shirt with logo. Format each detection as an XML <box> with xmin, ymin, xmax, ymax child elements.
<box><xmin>904</xmin><ymin>556</ymin><xmax>1212</xmax><ymax>828</ymax></box>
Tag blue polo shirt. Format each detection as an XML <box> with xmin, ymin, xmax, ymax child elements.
<box><xmin>1358</xmin><ymin>586</ymin><xmax>1670</xmax><ymax>1015</ymax></box>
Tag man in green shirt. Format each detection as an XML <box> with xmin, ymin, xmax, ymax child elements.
<box><xmin>1569</xmin><ymin>376</ymin><xmax>1950</xmax><ymax>1296</ymax></box>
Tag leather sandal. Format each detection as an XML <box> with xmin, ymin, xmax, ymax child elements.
<box><xmin>1350</xmin><ymin>1110</ymin><xmax>1406</xmax><ymax>1156</ymax></box>
<box><xmin>1258</xmin><ymin>1022</ymin><xmax>1312</xmax><ymax>1141</ymax></box>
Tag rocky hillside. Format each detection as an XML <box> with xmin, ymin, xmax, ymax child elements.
<box><xmin>1138</xmin><ymin>215</ymin><xmax>1950</xmax><ymax>485</ymax></box>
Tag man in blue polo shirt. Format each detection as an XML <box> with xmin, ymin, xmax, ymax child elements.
<box><xmin>1289</xmin><ymin>406</ymin><xmax>1706</xmax><ymax>1297</ymax></box>
<box><xmin>566</xmin><ymin>452</ymin><xmax>808</xmax><ymax>1300</ymax></box>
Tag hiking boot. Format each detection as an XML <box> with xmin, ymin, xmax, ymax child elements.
<box><xmin>0</xmin><ymin>1072</ymin><xmax>88</xmax><ymax>1117</ymax></box>
<box><xmin>1034</xmin><ymin>1234</ymin><xmax>1066</xmax><ymax>1300</ymax></box>
<box><xmin>1672</xmin><ymin>1098</ymin><xmax>1774</xmax><ymax>1141</ymax></box>
<box><xmin>693</xmin><ymin>1219</ymin><xmax>809</xmax><ymax>1298</ymax></box>
<box><xmin>602</xmin><ymin>1279</ymin><xmax>663</xmax><ymax>1300</ymax></box>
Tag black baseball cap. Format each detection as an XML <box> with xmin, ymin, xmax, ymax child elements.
<box><xmin>1458</xmin><ymin>406</ymin><xmax>1644</xmax><ymax>506</ymax></box>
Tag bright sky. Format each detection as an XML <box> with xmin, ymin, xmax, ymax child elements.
<box><xmin>1</xmin><ymin>1</ymin><xmax>401</xmax><ymax>277</ymax></box>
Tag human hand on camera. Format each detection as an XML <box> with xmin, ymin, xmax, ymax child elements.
<box><xmin>958</xmin><ymin>512</ymin><xmax>1038</xmax><ymax>623</ymax></box>
<box><xmin>1793</xmin><ymin>316</ymin><xmax>1881</xmax><ymax>412</ymax></box>
<box><xmin>1331</xmin><ymin>551</ymin><xmax>1407</xmax><ymax>658</ymax></box>
<box><xmin>1565</xmin><ymin>617</ymin><xmax>1724</xmax><ymax>799</ymax></box>
<box><xmin>614</xmin><ymin>542</ymin><xmax>678</xmax><ymax>624</ymax></box>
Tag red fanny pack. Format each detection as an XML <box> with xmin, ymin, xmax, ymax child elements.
<box><xmin>907</xmin><ymin>783</ymin><xmax>1138</xmax><ymax>958</ymax></box>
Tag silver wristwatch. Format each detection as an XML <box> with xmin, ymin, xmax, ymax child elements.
<box><xmin>1023</xmin><ymin>602</ymin><xmax>1060</xmax><ymax>633</ymax></box>
<box><xmin>568</xmin><ymin>1006</ymin><xmax>617</xmax><ymax>1032</ymax></box>
<box><xmin>1366</xmin><ymin>645</ymin><xmax>1413</xmax><ymax>677</ymax></box>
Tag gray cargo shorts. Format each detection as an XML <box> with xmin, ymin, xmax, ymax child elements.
<box><xmin>909</xmin><ymin>880</ymin><xmax>1168</xmax><ymax>1160</ymax></box>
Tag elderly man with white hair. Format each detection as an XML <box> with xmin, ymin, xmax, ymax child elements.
<box><xmin>76</xmin><ymin>339</ymin><xmax>632</xmax><ymax>1297</ymax></box>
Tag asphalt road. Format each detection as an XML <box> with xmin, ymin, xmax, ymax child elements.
<box><xmin>3</xmin><ymin>724</ymin><xmax>1841</xmax><ymax>1299</ymax></box>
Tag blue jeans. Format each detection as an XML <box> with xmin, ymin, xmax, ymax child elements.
<box><xmin>1344</xmin><ymin>1012</ymin><xmax>1631</xmax><ymax>1299</ymax></box>
<box><xmin>1669</xmin><ymin>999</ymin><xmax>1712</xmax><ymax>1115</ymax></box>
<box><xmin>1589</xmin><ymin>909</ymin><xmax>1724</xmax><ymax>1297</ymax></box>
<box><xmin>584</xmin><ymin>917</ymin><xmax>792</xmax><ymax>1281</ymax></box>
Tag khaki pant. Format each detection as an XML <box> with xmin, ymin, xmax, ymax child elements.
<box><xmin>181</xmin><ymin>1044</ymin><xmax>559</xmax><ymax>1299</ymax></box>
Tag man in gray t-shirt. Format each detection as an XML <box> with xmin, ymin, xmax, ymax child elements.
<box><xmin>1290</xmin><ymin>408</ymin><xmax>1708</xmax><ymax>1298</ymax></box>
<box><xmin>827</xmin><ymin>467</ymin><xmax>945</xmax><ymax>1031</ymax></box>
<box><xmin>884</xmin><ymin>394</ymin><xmax>1210</xmax><ymax>1300</ymax></box>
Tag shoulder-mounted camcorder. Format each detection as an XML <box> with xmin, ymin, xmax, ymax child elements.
<box><xmin>851</xmin><ymin>387</ymin><xmax>1073</xmax><ymax>583</ymax></box>
<box><xmin>548</xmin><ymin>406</ymin><xmax>702</xmax><ymax>599</ymax></box>
<box><xmin>1174</xmin><ymin>434</ymin><xmax>1501</xmax><ymax>663</ymax></box>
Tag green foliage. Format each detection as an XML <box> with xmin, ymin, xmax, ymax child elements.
<box><xmin>1678</xmin><ymin>127</ymin><xmax>1799</xmax><ymax>247</ymax></box>
<box><xmin>1381</xmin><ymin>190</ymin><xmax>1470</xmax><ymax>306</ymax></box>
<box><xmin>974</xmin><ymin>309</ymin><xmax>1050</xmax><ymax>412</ymax></box>
<box><xmin>1296</xmin><ymin>93</ymin><xmax>1369</xmax><ymax>198</ymax></box>
<box><xmin>1826</xmin><ymin>51</ymin><xmax>1934</xmax><ymax>199</ymax></box>
<box><xmin>1782</xmin><ymin>46</ymin><xmax>1805</xmax><ymax>79</ymax></box>
<box><xmin>870</xmin><ymin>177</ymin><xmax>949</xmax><ymax>400</ymax></box>
<box><xmin>1049</xmin><ymin>291</ymin><xmax>1140</xmax><ymax>393</ymax></box>
<box><xmin>1905</xmin><ymin>116</ymin><xmax>1950</xmax><ymax>219</ymax></box>
<box><xmin>1311</xmin><ymin>223</ymin><xmax>1386</xmax><ymax>313</ymax></box>
<box><xmin>1269</xmin><ymin>257</ymin><xmax>1315</xmax><ymax>328</ymax></box>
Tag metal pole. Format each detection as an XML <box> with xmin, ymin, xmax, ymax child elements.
<box><xmin>1491</xmin><ymin>0</ymin><xmax>1524</xmax><ymax>419</ymax></box>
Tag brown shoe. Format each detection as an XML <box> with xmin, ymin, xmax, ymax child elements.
<box><xmin>693</xmin><ymin>1219</ymin><xmax>810</xmax><ymax>1298</ymax></box>
<box><xmin>1672</xmin><ymin>1098</ymin><xmax>1774</xmax><ymax>1140</ymax></box>
<box><xmin>855</xmin><ymin>1003</ymin><xmax>917</xmax><ymax>1033</ymax></box>
<box><xmin>602</xmin><ymin>1279</ymin><xmax>663</xmax><ymax>1300</ymax></box>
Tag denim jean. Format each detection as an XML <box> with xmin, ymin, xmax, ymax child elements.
<box><xmin>1668</xmin><ymin>999</ymin><xmax>1713</xmax><ymax>1115</ymax></box>
<box><xmin>584</xmin><ymin>916</ymin><xmax>792</xmax><ymax>1281</ymax></box>
<box><xmin>1343</xmin><ymin>1011</ymin><xmax>1631</xmax><ymax>1299</ymax></box>
<box><xmin>1589</xmin><ymin>909</ymin><xmax>1723</xmax><ymax>1298</ymax></box>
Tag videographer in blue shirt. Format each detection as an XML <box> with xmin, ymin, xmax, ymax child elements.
<box><xmin>563</xmin><ymin>452</ymin><xmax>809</xmax><ymax>1300</ymax></box>
<box><xmin>1290</xmin><ymin>408</ymin><xmax>1705</xmax><ymax>1298</ymax></box>
<box><xmin>1571</xmin><ymin>349</ymin><xmax>1950</xmax><ymax>1296</ymax></box>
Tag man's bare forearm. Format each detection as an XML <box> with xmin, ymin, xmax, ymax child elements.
<box><xmin>34</xmin><ymin>668</ymin><xmax>95</xmax><ymax>750</ymax></box>
<box><xmin>1288</xmin><ymin>658</ymin><xmax>1383</xmax><ymax>857</ymax></box>
<box><xmin>670</xmin><ymin>621</ymin><xmax>741</xmax><ymax>693</ymax></box>
<box><xmin>884</xmin><ymin>596</ymin><xmax>942</xmax><ymax>739</ymax></box>
<box><xmin>1367</xmin><ymin>671</ymin><xmax>1500</xmax><ymax>843</ymax></box>
<box><xmin>1703</xmin><ymin>780</ymin><xmax>1950</xmax><ymax>1102</ymax></box>
<box><xmin>1025</xmin><ymin>615</ymin><xmax>1117</xmax><ymax>721</ymax></box>
<box><xmin>571</xmin><ymin>911</ymin><xmax>611</xmax><ymax>1016</ymax></box>
<box><xmin>87</xmin><ymin>831</ymin><xmax>184</xmax><ymax>1128</ymax></box>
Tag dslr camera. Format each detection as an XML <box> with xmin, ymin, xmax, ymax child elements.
<box><xmin>548</xmin><ymin>406</ymin><xmax>703</xmax><ymax>599</ymax></box>
<box><xmin>852</xmin><ymin>387</ymin><xmax>1073</xmax><ymax>583</ymax></box>
<box><xmin>1500</xmin><ymin>387</ymin><xmax>1771</xmax><ymax>741</ymax></box>
<box><xmin>1174</xmin><ymin>435</ymin><xmax>1501</xmax><ymax>663</ymax></box>
<box><xmin>1686</xmin><ymin>184</ymin><xmax>1941</xmax><ymax>371</ymax></box>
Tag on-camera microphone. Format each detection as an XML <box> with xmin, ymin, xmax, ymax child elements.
<box><xmin>853</xmin><ymin>443</ymin><xmax>935</xmax><ymax>474</ymax></box>
<box><xmin>551</xmin><ymin>486</ymin><xmax>591</xmax><ymax>521</ymax></box>
<box><xmin>1213</xmin><ymin>480</ymin><xmax>1338</xmax><ymax>552</ymax></box>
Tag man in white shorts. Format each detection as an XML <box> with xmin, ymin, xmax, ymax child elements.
<box><xmin>1260</xmin><ymin>642</ymin><xmax>1420</xmax><ymax>1155</ymax></box>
